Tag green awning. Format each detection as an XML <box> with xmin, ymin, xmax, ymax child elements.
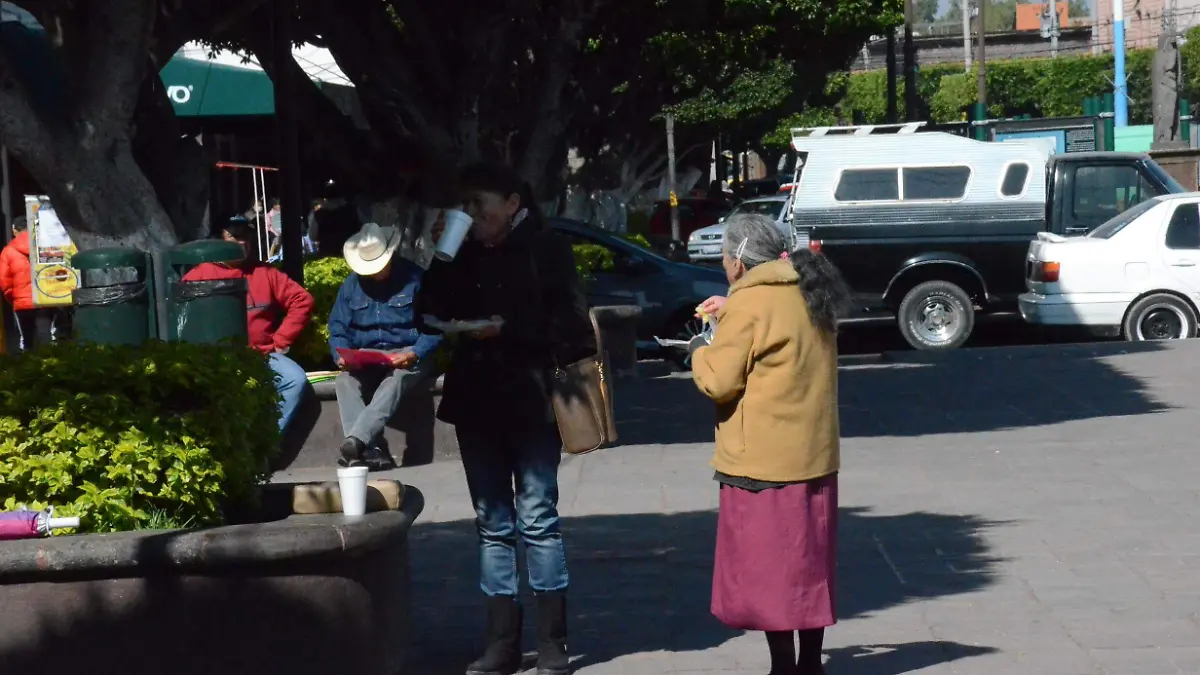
<box><xmin>159</xmin><ymin>57</ymin><xmax>277</xmax><ymax>117</ymax></box>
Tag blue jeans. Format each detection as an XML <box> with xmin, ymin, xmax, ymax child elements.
<box><xmin>457</xmin><ymin>423</ymin><xmax>569</xmax><ymax>597</ymax></box>
<box><xmin>269</xmin><ymin>353</ymin><xmax>307</xmax><ymax>432</ymax></box>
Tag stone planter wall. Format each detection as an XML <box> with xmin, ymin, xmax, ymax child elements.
<box><xmin>0</xmin><ymin>487</ymin><xmax>425</xmax><ymax>675</ymax></box>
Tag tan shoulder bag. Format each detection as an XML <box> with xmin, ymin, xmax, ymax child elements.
<box><xmin>530</xmin><ymin>236</ymin><xmax>618</xmax><ymax>454</ymax></box>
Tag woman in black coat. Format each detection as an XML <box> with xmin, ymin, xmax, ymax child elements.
<box><xmin>417</xmin><ymin>162</ymin><xmax>594</xmax><ymax>675</ymax></box>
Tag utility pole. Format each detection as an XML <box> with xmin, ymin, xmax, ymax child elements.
<box><xmin>666</xmin><ymin>113</ymin><xmax>680</xmax><ymax>242</ymax></box>
<box><xmin>1152</xmin><ymin>0</ymin><xmax>1183</xmax><ymax>148</ymax></box>
<box><xmin>962</xmin><ymin>0</ymin><xmax>972</xmax><ymax>71</ymax></box>
<box><xmin>886</xmin><ymin>30</ymin><xmax>899</xmax><ymax>122</ymax></box>
<box><xmin>1041</xmin><ymin>0</ymin><xmax>1061</xmax><ymax>57</ymax></box>
<box><xmin>976</xmin><ymin>0</ymin><xmax>987</xmax><ymax>108</ymax></box>
<box><xmin>1114</xmin><ymin>0</ymin><xmax>1128</xmax><ymax>126</ymax></box>
<box><xmin>903</xmin><ymin>0</ymin><xmax>917</xmax><ymax>119</ymax></box>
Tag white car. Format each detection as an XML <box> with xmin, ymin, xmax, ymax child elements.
<box><xmin>687</xmin><ymin>195</ymin><xmax>791</xmax><ymax>263</ymax></box>
<box><xmin>1019</xmin><ymin>193</ymin><xmax>1200</xmax><ymax>341</ymax></box>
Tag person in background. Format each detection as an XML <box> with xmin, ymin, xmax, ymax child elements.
<box><xmin>416</xmin><ymin>163</ymin><xmax>595</xmax><ymax>675</ymax></box>
<box><xmin>305</xmin><ymin>199</ymin><xmax>321</xmax><ymax>255</ymax></box>
<box><xmin>329</xmin><ymin>222</ymin><xmax>442</xmax><ymax>471</ymax></box>
<box><xmin>182</xmin><ymin>217</ymin><xmax>314</xmax><ymax>433</ymax></box>
<box><xmin>689</xmin><ymin>213</ymin><xmax>851</xmax><ymax>675</ymax></box>
<box><xmin>268</xmin><ymin>198</ymin><xmax>283</xmax><ymax>260</ymax></box>
<box><xmin>0</xmin><ymin>217</ymin><xmax>51</xmax><ymax>351</ymax></box>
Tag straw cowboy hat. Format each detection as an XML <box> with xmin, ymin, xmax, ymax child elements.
<box><xmin>343</xmin><ymin>222</ymin><xmax>401</xmax><ymax>276</ymax></box>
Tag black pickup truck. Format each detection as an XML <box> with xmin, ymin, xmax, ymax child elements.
<box><xmin>805</xmin><ymin>152</ymin><xmax>1187</xmax><ymax>350</ymax></box>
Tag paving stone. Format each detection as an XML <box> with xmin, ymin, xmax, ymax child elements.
<box><xmin>319</xmin><ymin>341</ymin><xmax>1200</xmax><ymax>674</ymax></box>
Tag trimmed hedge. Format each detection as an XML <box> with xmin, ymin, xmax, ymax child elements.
<box><xmin>772</xmin><ymin>27</ymin><xmax>1200</xmax><ymax>139</ymax></box>
<box><xmin>0</xmin><ymin>342</ymin><xmax>279</xmax><ymax>532</ymax></box>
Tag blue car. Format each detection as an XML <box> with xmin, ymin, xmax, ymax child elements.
<box><xmin>550</xmin><ymin>217</ymin><xmax>729</xmax><ymax>367</ymax></box>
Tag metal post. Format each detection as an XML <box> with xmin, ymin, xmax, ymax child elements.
<box><xmin>962</xmin><ymin>0</ymin><xmax>972</xmax><ymax>70</ymax></box>
<box><xmin>976</xmin><ymin>0</ymin><xmax>987</xmax><ymax>108</ymax></box>
<box><xmin>665</xmin><ymin>113</ymin><xmax>680</xmax><ymax>242</ymax></box>
<box><xmin>1049</xmin><ymin>0</ymin><xmax>1060</xmax><ymax>57</ymax></box>
<box><xmin>886</xmin><ymin>30</ymin><xmax>898</xmax><ymax>122</ymax></box>
<box><xmin>272</xmin><ymin>0</ymin><xmax>304</xmax><ymax>281</ymax></box>
<box><xmin>903</xmin><ymin>0</ymin><xmax>917</xmax><ymax>120</ymax></box>
<box><xmin>1114</xmin><ymin>0</ymin><xmax>1129</xmax><ymax>127</ymax></box>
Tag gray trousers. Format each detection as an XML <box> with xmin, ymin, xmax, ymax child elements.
<box><xmin>334</xmin><ymin>353</ymin><xmax>429</xmax><ymax>445</ymax></box>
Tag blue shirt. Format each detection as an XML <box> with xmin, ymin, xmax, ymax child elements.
<box><xmin>327</xmin><ymin>258</ymin><xmax>442</xmax><ymax>363</ymax></box>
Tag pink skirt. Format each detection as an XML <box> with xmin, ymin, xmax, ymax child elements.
<box><xmin>711</xmin><ymin>473</ymin><xmax>838</xmax><ymax>631</ymax></box>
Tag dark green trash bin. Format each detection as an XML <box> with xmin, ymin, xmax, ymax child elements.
<box><xmin>71</xmin><ymin>248</ymin><xmax>153</xmax><ymax>346</ymax></box>
<box><xmin>167</xmin><ymin>240</ymin><xmax>249</xmax><ymax>344</ymax></box>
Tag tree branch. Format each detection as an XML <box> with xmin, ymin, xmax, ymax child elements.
<box><xmin>0</xmin><ymin>28</ymin><xmax>57</xmax><ymax>168</ymax></box>
<box><xmin>56</xmin><ymin>0</ymin><xmax>156</xmax><ymax>147</ymax></box>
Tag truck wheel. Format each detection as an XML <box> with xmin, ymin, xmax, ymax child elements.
<box><xmin>1123</xmin><ymin>294</ymin><xmax>1197</xmax><ymax>341</ymax></box>
<box><xmin>898</xmin><ymin>281</ymin><xmax>975</xmax><ymax>351</ymax></box>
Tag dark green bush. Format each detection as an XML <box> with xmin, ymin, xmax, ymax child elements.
<box><xmin>0</xmin><ymin>342</ymin><xmax>280</xmax><ymax>532</ymax></box>
<box><xmin>292</xmin><ymin>256</ymin><xmax>352</xmax><ymax>370</ymax></box>
<box><xmin>769</xmin><ymin>26</ymin><xmax>1200</xmax><ymax>143</ymax></box>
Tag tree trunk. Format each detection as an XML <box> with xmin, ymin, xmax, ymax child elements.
<box><xmin>43</xmin><ymin>139</ymin><xmax>179</xmax><ymax>251</ymax></box>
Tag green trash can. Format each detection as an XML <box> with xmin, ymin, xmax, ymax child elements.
<box><xmin>71</xmin><ymin>248</ymin><xmax>153</xmax><ymax>346</ymax></box>
<box><xmin>167</xmin><ymin>240</ymin><xmax>249</xmax><ymax>344</ymax></box>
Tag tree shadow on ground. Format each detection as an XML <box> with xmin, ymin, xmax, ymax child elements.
<box><xmin>615</xmin><ymin>341</ymin><xmax>1175</xmax><ymax>445</ymax></box>
<box><xmin>840</xmin><ymin>341</ymin><xmax>1171</xmax><ymax>437</ymax></box>
<box><xmin>405</xmin><ymin>506</ymin><xmax>1005</xmax><ymax>673</ymax></box>
<box><xmin>824</xmin><ymin>641</ymin><xmax>998</xmax><ymax>675</ymax></box>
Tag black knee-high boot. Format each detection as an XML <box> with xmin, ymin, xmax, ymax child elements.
<box><xmin>797</xmin><ymin>628</ymin><xmax>825</xmax><ymax>675</ymax></box>
<box><xmin>766</xmin><ymin>631</ymin><xmax>798</xmax><ymax>675</ymax></box>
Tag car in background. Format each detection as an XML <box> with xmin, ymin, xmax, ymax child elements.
<box><xmin>1019</xmin><ymin>194</ymin><xmax>1200</xmax><ymax>341</ymax></box>
<box><xmin>687</xmin><ymin>195</ymin><xmax>791</xmax><ymax>263</ymax></box>
<box><xmin>551</xmin><ymin>218</ymin><xmax>729</xmax><ymax>367</ymax></box>
<box><xmin>646</xmin><ymin>198</ymin><xmax>730</xmax><ymax>242</ymax></box>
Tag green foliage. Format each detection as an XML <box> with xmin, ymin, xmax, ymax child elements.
<box><xmin>572</xmin><ymin>244</ymin><xmax>615</xmax><ymax>280</ymax></box>
<box><xmin>778</xmin><ymin>28</ymin><xmax>1200</xmax><ymax>140</ymax></box>
<box><xmin>621</xmin><ymin>233</ymin><xmax>652</xmax><ymax>250</ymax></box>
<box><xmin>291</xmin><ymin>256</ymin><xmax>352</xmax><ymax>370</ymax></box>
<box><xmin>0</xmin><ymin>342</ymin><xmax>279</xmax><ymax>533</ymax></box>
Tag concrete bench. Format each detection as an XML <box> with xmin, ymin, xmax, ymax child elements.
<box><xmin>275</xmin><ymin>374</ymin><xmax>459</xmax><ymax>471</ymax></box>
<box><xmin>274</xmin><ymin>306</ymin><xmax>643</xmax><ymax>471</ymax></box>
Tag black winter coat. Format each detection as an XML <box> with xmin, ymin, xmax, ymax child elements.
<box><xmin>415</xmin><ymin>221</ymin><xmax>596</xmax><ymax>430</ymax></box>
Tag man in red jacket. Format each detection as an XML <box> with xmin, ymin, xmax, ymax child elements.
<box><xmin>0</xmin><ymin>217</ymin><xmax>52</xmax><ymax>351</ymax></box>
<box><xmin>183</xmin><ymin>217</ymin><xmax>315</xmax><ymax>432</ymax></box>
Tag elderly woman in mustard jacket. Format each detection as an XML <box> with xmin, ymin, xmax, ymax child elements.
<box><xmin>689</xmin><ymin>213</ymin><xmax>851</xmax><ymax>675</ymax></box>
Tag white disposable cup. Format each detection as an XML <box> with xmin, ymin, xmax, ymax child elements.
<box><xmin>435</xmin><ymin>209</ymin><xmax>473</xmax><ymax>261</ymax></box>
<box><xmin>336</xmin><ymin>466</ymin><xmax>370</xmax><ymax>517</ymax></box>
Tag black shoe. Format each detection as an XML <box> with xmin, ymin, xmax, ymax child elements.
<box><xmin>362</xmin><ymin>445</ymin><xmax>397</xmax><ymax>472</ymax></box>
<box><xmin>466</xmin><ymin>596</ymin><xmax>523</xmax><ymax>675</ymax></box>
<box><xmin>337</xmin><ymin>437</ymin><xmax>366</xmax><ymax>467</ymax></box>
<box><xmin>535</xmin><ymin>591</ymin><xmax>570</xmax><ymax>675</ymax></box>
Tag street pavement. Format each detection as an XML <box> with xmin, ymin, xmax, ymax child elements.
<box><xmin>278</xmin><ymin>339</ymin><xmax>1200</xmax><ymax>674</ymax></box>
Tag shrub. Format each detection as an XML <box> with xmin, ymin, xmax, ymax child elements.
<box><xmin>572</xmin><ymin>243</ymin><xmax>615</xmax><ymax>280</ymax></box>
<box><xmin>0</xmin><ymin>341</ymin><xmax>279</xmax><ymax>533</ymax></box>
<box><xmin>621</xmin><ymin>233</ymin><xmax>653</xmax><ymax>250</ymax></box>
<box><xmin>292</xmin><ymin>256</ymin><xmax>352</xmax><ymax>370</ymax></box>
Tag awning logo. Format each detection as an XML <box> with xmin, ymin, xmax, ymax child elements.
<box><xmin>167</xmin><ymin>85</ymin><xmax>193</xmax><ymax>104</ymax></box>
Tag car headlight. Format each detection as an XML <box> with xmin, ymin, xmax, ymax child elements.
<box><xmin>688</xmin><ymin>232</ymin><xmax>702</xmax><ymax>243</ymax></box>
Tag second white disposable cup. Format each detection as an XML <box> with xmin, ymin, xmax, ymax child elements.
<box><xmin>435</xmin><ymin>209</ymin><xmax>473</xmax><ymax>261</ymax></box>
<box><xmin>336</xmin><ymin>466</ymin><xmax>369</xmax><ymax>517</ymax></box>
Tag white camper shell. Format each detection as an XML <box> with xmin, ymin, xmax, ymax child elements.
<box><xmin>787</xmin><ymin>125</ymin><xmax>1057</xmax><ymax>233</ymax></box>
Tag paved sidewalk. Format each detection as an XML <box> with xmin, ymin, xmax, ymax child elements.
<box><xmin>277</xmin><ymin>340</ymin><xmax>1200</xmax><ymax>674</ymax></box>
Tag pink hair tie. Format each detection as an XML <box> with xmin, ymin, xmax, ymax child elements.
<box><xmin>779</xmin><ymin>251</ymin><xmax>789</xmax><ymax>260</ymax></box>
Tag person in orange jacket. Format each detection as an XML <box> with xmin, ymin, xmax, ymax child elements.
<box><xmin>0</xmin><ymin>217</ymin><xmax>52</xmax><ymax>351</ymax></box>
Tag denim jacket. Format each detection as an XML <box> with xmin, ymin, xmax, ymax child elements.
<box><xmin>327</xmin><ymin>257</ymin><xmax>442</xmax><ymax>363</ymax></box>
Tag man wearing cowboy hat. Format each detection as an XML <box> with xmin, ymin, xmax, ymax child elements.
<box><xmin>329</xmin><ymin>221</ymin><xmax>442</xmax><ymax>469</ymax></box>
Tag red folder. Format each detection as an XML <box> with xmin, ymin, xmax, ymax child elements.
<box><xmin>336</xmin><ymin>348</ymin><xmax>394</xmax><ymax>369</ymax></box>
